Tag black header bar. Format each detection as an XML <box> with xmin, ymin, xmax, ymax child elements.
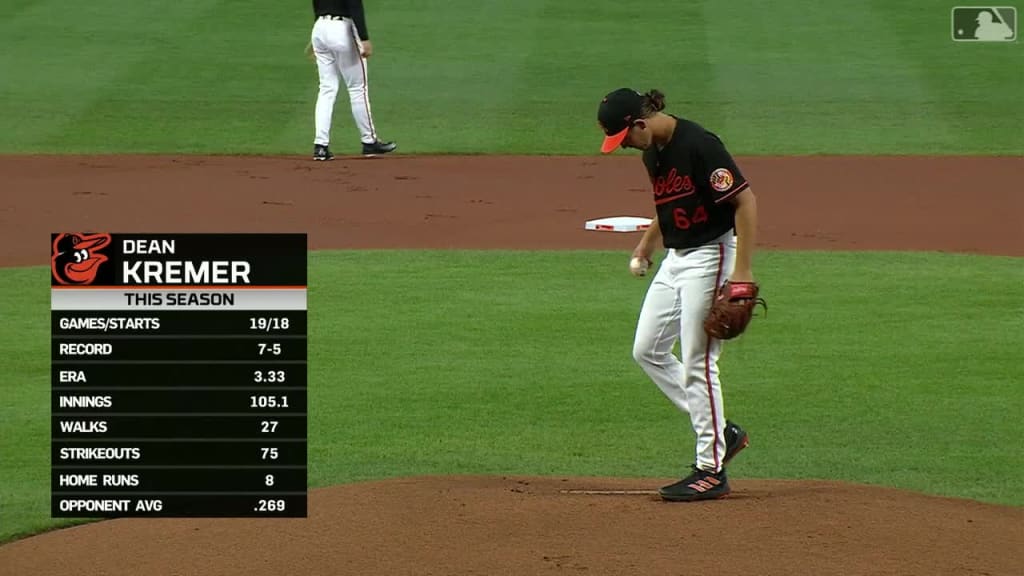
<box><xmin>50</xmin><ymin>233</ymin><xmax>307</xmax><ymax>287</ymax></box>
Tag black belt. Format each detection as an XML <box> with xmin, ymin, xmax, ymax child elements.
<box><xmin>317</xmin><ymin>14</ymin><xmax>346</xmax><ymax>20</ymax></box>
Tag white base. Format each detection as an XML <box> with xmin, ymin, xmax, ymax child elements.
<box><xmin>584</xmin><ymin>216</ymin><xmax>653</xmax><ymax>233</ymax></box>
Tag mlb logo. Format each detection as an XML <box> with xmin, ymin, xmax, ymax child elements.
<box><xmin>951</xmin><ymin>6</ymin><xmax>1017</xmax><ymax>41</ymax></box>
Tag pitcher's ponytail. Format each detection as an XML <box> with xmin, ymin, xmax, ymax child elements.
<box><xmin>641</xmin><ymin>89</ymin><xmax>666</xmax><ymax>116</ymax></box>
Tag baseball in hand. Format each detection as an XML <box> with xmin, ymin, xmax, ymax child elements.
<box><xmin>629</xmin><ymin>257</ymin><xmax>649</xmax><ymax>277</ymax></box>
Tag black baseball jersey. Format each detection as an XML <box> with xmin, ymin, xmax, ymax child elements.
<box><xmin>313</xmin><ymin>0</ymin><xmax>370</xmax><ymax>40</ymax></box>
<box><xmin>642</xmin><ymin>116</ymin><xmax>750</xmax><ymax>249</ymax></box>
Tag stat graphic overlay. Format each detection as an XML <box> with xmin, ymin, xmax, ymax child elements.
<box><xmin>51</xmin><ymin>233</ymin><xmax>307</xmax><ymax>518</ymax></box>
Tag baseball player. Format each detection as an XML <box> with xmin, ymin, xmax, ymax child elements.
<box><xmin>310</xmin><ymin>0</ymin><xmax>397</xmax><ymax>160</ymax></box>
<box><xmin>598</xmin><ymin>88</ymin><xmax>758</xmax><ymax>502</ymax></box>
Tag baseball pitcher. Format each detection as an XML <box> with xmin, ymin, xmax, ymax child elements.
<box><xmin>598</xmin><ymin>87</ymin><xmax>764</xmax><ymax>502</ymax></box>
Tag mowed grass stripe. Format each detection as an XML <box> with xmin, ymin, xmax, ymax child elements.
<box><xmin>0</xmin><ymin>1</ymin><xmax>316</xmax><ymax>153</ymax></box>
<box><xmin>371</xmin><ymin>0</ymin><xmax>554</xmax><ymax>155</ymax></box>
<box><xmin>40</xmin><ymin>2</ymin><xmax>312</xmax><ymax>153</ymax></box>
<box><xmin>0</xmin><ymin>2</ymin><xmax>169</xmax><ymax>149</ymax></box>
<box><xmin>0</xmin><ymin>0</ymin><xmax>1020</xmax><ymax>154</ymax></box>
<box><xmin>0</xmin><ymin>266</ymin><xmax>53</xmax><ymax>543</ymax></box>
<box><xmin>702</xmin><ymin>0</ymin><xmax>962</xmax><ymax>154</ymax></box>
<box><xmin>869</xmin><ymin>0</ymin><xmax>1024</xmax><ymax>155</ymax></box>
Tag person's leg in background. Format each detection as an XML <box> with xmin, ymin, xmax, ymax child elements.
<box><xmin>337</xmin><ymin>20</ymin><xmax>396</xmax><ymax>155</ymax></box>
<box><xmin>312</xmin><ymin>18</ymin><xmax>340</xmax><ymax>160</ymax></box>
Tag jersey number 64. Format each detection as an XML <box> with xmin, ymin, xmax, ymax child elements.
<box><xmin>673</xmin><ymin>206</ymin><xmax>709</xmax><ymax>230</ymax></box>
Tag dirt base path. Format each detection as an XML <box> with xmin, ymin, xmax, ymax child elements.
<box><xmin>1</xmin><ymin>154</ymin><xmax>1021</xmax><ymax>575</ymax></box>
<box><xmin>1</xmin><ymin>155</ymin><xmax>1020</xmax><ymax>268</ymax></box>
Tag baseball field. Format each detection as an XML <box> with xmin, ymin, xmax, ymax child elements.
<box><xmin>1</xmin><ymin>1</ymin><xmax>1022</xmax><ymax>574</ymax></box>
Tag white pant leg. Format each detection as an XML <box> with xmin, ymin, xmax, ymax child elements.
<box><xmin>312</xmin><ymin>19</ymin><xmax>341</xmax><ymax>146</ymax></box>
<box><xmin>336</xmin><ymin>22</ymin><xmax>378</xmax><ymax>144</ymax></box>
<box><xmin>632</xmin><ymin>252</ymin><xmax>688</xmax><ymax>415</ymax></box>
<box><xmin>676</xmin><ymin>233</ymin><xmax>736</xmax><ymax>472</ymax></box>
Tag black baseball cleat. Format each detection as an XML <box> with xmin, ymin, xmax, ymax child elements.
<box><xmin>361</xmin><ymin>140</ymin><xmax>397</xmax><ymax>156</ymax></box>
<box><xmin>659</xmin><ymin>466</ymin><xmax>731</xmax><ymax>502</ymax></box>
<box><xmin>313</xmin><ymin>144</ymin><xmax>334</xmax><ymax>161</ymax></box>
<box><xmin>723</xmin><ymin>420</ymin><xmax>750</xmax><ymax>465</ymax></box>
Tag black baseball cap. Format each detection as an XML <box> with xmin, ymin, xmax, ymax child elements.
<box><xmin>597</xmin><ymin>88</ymin><xmax>644</xmax><ymax>153</ymax></box>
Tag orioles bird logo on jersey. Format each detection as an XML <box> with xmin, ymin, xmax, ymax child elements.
<box><xmin>51</xmin><ymin>232</ymin><xmax>112</xmax><ymax>285</ymax></box>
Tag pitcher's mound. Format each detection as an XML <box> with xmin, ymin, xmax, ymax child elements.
<box><xmin>1</xmin><ymin>476</ymin><xmax>1020</xmax><ymax>576</ymax></box>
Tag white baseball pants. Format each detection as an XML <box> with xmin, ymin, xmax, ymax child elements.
<box><xmin>311</xmin><ymin>16</ymin><xmax>378</xmax><ymax>146</ymax></box>
<box><xmin>632</xmin><ymin>231</ymin><xmax>736</xmax><ymax>473</ymax></box>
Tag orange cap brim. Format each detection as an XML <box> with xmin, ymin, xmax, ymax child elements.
<box><xmin>600</xmin><ymin>127</ymin><xmax>629</xmax><ymax>154</ymax></box>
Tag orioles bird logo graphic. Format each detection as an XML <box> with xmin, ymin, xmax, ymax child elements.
<box><xmin>51</xmin><ymin>233</ymin><xmax>112</xmax><ymax>285</ymax></box>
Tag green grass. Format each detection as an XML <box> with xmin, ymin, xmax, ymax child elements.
<box><xmin>2</xmin><ymin>250</ymin><xmax>1022</xmax><ymax>543</ymax></box>
<box><xmin>0</xmin><ymin>0</ymin><xmax>1020</xmax><ymax>155</ymax></box>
